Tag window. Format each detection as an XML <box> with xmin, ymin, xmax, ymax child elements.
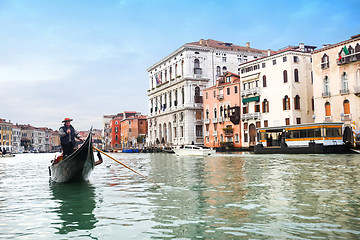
<box><xmin>235</xmin><ymin>134</ymin><xmax>239</xmax><ymax>143</ymax></box>
<box><xmin>273</xmin><ymin>59</ymin><xmax>276</xmax><ymax>65</ymax></box>
<box><xmin>213</xmin><ymin>90</ymin><xmax>216</xmax><ymax>98</ymax></box>
<box><xmin>205</xmin><ymin>92</ymin><xmax>208</xmax><ymax>99</ymax></box>
<box><xmin>323</xmin><ymin>76</ymin><xmax>330</xmax><ymax>95</ymax></box>
<box><xmin>283</xmin><ymin>70</ymin><xmax>288</xmax><ymax>83</ymax></box>
<box><xmin>254</xmin><ymin>104</ymin><xmax>260</xmax><ymax>113</ymax></box>
<box><xmin>294</xmin><ymin>56</ymin><xmax>299</xmax><ymax>62</ymax></box>
<box><xmin>262</xmin><ymin>62</ymin><xmax>266</xmax><ymax>68</ymax></box>
<box><xmin>321</xmin><ymin>54</ymin><xmax>329</xmax><ymax>69</ymax></box>
<box><xmin>214</xmin><ymin>108</ymin><xmax>217</xmax><ymax>118</ymax></box>
<box><xmin>220</xmin><ymin>106</ymin><xmax>223</xmax><ymax>117</ymax></box>
<box><xmin>195</xmin><ymin>86</ymin><xmax>200</xmax><ymax>96</ymax></box>
<box><xmin>234</xmin><ymin>86</ymin><xmax>238</xmax><ymax>94</ymax></box>
<box><xmin>216</xmin><ymin>66</ymin><xmax>221</xmax><ymax>77</ymax></box>
<box><xmin>296</xmin><ymin>118</ymin><xmax>301</xmax><ymax>124</ymax></box>
<box><xmin>222</xmin><ymin>57</ymin><xmax>226</xmax><ymax>62</ymax></box>
<box><xmin>294</xmin><ymin>95</ymin><xmax>300</xmax><ymax>110</ymax></box>
<box><xmin>227</xmin><ymin>87</ymin><xmax>230</xmax><ymax>95</ymax></box>
<box><xmin>283</xmin><ymin>56</ymin><xmax>287</xmax><ymax>62</ymax></box>
<box><xmin>194</xmin><ymin>59</ymin><xmax>201</xmax><ymax>74</ymax></box>
<box><xmin>262</xmin><ymin>99</ymin><xmax>269</xmax><ymax>113</ymax></box>
<box><xmin>344</xmin><ymin>100</ymin><xmax>350</xmax><ymax>114</ymax></box>
<box><xmin>226</xmin><ymin>76</ymin><xmax>231</xmax><ymax>82</ymax></box>
<box><xmin>263</xmin><ymin>75</ymin><xmax>267</xmax><ymax>87</ymax></box>
<box><xmin>196</xmin><ymin>125</ymin><xmax>203</xmax><ymax>137</ymax></box>
<box><xmin>325</xmin><ymin>102</ymin><xmax>331</xmax><ymax>116</ymax></box>
<box><xmin>264</xmin><ymin>120</ymin><xmax>268</xmax><ymax>127</ymax></box>
<box><xmin>285</xmin><ymin>118</ymin><xmax>290</xmax><ymax>125</ymax></box>
<box><xmin>206</xmin><ymin>109</ymin><xmax>209</xmax><ymax>119</ymax></box>
<box><xmin>294</xmin><ymin>69</ymin><xmax>299</xmax><ymax>82</ymax></box>
<box><xmin>115</xmin><ymin>127</ymin><xmax>118</xmax><ymax>133</ymax></box>
<box><xmin>182</xmin><ymin>87</ymin><xmax>185</xmax><ymax>104</ymax></box>
<box><xmin>283</xmin><ymin>95</ymin><xmax>290</xmax><ymax>110</ymax></box>
<box><xmin>243</xmin><ymin>105</ymin><xmax>248</xmax><ymax>114</ymax></box>
<box><xmin>256</xmin><ymin>121</ymin><xmax>261</xmax><ymax>128</ymax></box>
<box><xmin>341</xmin><ymin>72</ymin><xmax>349</xmax><ymax>93</ymax></box>
<box><xmin>222</xmin><ymin>66</ymin><xmax>227</xmax><ymax>74</ymax></box>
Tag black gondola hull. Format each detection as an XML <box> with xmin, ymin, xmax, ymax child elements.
<box><xmin>50</xmin><ymin>131</ymin><xmax>95</xmax><ymax>183</ymax></box>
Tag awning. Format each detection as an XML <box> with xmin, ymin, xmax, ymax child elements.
<box><xmin>242</xmin><ymin>96</ymin><xmax>260</xmax><ymax>103</ymax></box>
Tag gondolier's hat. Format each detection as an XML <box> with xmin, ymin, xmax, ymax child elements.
<box><xmin>62</xmin><ymin>118</ymin><xmax>73</xmax><ymax>122</ymax></box>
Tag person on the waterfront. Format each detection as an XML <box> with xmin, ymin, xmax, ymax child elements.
<box><xmin>59</xmin><ymin>118</ymin><xmax>83</xmax><ymax>157</ymax></box>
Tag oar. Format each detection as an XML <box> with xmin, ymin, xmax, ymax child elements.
<box><xmin>93</xmin><ymin>147</ymin><xmax>161</xmax><ymax>188</ymax></box>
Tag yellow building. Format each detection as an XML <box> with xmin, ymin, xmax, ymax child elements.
<box><xmin>0</xmin><ymin>118</ymin><xmax>13</xmax><ymax>152</ymax></box>
<box><xmin>312</xmin><ymin>34</ymin><xmax>360</xmax><ymax>145</ymax></box>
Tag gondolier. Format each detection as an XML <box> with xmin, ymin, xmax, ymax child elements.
<box><xmin>59</xmin><ymin>118</ymin><xmax>83</xmax><ymax>157</ymax></box>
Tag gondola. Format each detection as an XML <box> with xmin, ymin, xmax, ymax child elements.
<box><xmin>49</xmin><ymin>131</ymin><xmax>95</xmax><ymax>183</ymax></box>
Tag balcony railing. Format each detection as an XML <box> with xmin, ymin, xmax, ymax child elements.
<box><xmin>241</xmin><ymin>112</ymin><xmax>261</xmax><ymax>121</ymax></box>
<box><xmin>340</xmin><ymin>89</ymin><xmax>350</xmax><ymax>95</ymax></box>
<box><xmin>341</xmin><ymin>113</ymin><xmax>352</xmax><ymax>121</ymax></box>
<box><xmin>223</xmin><ymin>128</ymin><xmax>234</xmax><ymax>137</ymax></box>
<box><xmin>205</xmin><ymin>131</ymin><xmax>210</xmax><ymax>137</ymax></box>
<box><xmin>322</xmin><ymin>92</ymin><xmax>331</xmax><ymax>97</ymax></box>
<box><xmin>241</xmin><ymin>87</ymin><xmax>260</xmax><ymax>97</ymax></box>
<box><xmin>337</xmin><ymin>52</ymin><xmax>360</xmax><ymax>65</ymax></box>
<box><xmin>321</xmin><ymin>62</ymin><xmax>330</xmax><ymax>69</ymax></box>
<box><xmin>204</xmin><ymin>118</ymin><xmax>210</xmax><ymax>124</ymax></box>
<box><xmin>213</xmin><ymin>130</ymin><xmax>218</xmax><ymax>136</ymax></box>
<box><xmin>217</xmin><ymin>94</ymin><xmax>224</xmax><ymax>100</ymax></box>
<box><xmin>217</xmin><ymin>117</ymin><xmax>224</xmax><ymax>123</ymax></box>
<box><xmin>212</xmin><ymin>118</ymin><xmax>218</xmax><ymax>123</ymax></box>
<box><xmin>194</xmin><ymin>95</ymin><xmax>203</xmax><ymax>103</ymax></box>
<box><xmin>324</xmin><ymin>116</ymin><xmax>332</xmax><ymax>122</ymax></box>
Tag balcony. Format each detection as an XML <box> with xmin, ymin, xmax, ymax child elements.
<box><xmin>241</xmin><ymin>112</ymin><xmax>261</xmax><ymax>121</ymax></box>
<box><xmin>217</xmin><ymin>94</ymin><xmax>224</xmax><ymax>100</ymax></box>
<box><xmin>322</xmin><ymin>92</ymin><xmax>331</xmax><ymax>97</ymax></box>
<box><xmin>340</xmin><ymin>89</ymin><xmax>349</xmax><ymax>95</ymax></box>
<box><xmin>212</xmin><ymin>118</ymin><xmax>218</xmax><ymax>123</ymax></box>
<box><xmin>341</xmin><ymin>113</ymin><xmax>352</xmax><ymax>121</ymax></box>
<box><xmin>194</xmin><ymin>95</ymin><xmax>203</xmax><ymax>103</ymax></box>
<box><xmin>241</xmin><ymin>87</ymin><xmax>260</xmax><ymax>97</ymax></box>
<box><xmin>213</xmin><ymin>130</ymin><xmax>218</xmax><ymax>136</ymax></box>
<box><xmin>205</xmin><ymin>131</ymin><xmax>210</xmax><ymax>137</ymax></box>
<box><xmin>204</xmin><ymin>118</ymin><xmax>210</xmax><ymax>124</ymax></box>
<box><xmin>217</xmin><ymin>117</ymin><xmax>224</xmax><ymax>123</ymax></box>
<box><xmin>321</xmin><ymin>62</ymin><xmax>330</xmax><ymax>69</ymax></box>
<box><xmin>223</xmin><ymin>127</ymin><xmax>234</xmax><ymax>137</ymax></box>
<box><xmin>337</xmin><ymin>53</ymin><xmax>360</xmax><ymax>65</ymax></box>
<box><xmin>324</xmin><ymin>116</ymin><xmax>332</xmax><ymax>122</ymax></box>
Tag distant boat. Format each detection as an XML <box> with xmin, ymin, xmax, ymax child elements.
<box><xmin>0</xmin><ymin>154</ymin><xmax>15</xmax><ymax>158</ymax></box>
<box><xmin>173</xmin><ymin>145</ymin><xmax>216</xmax><ymax>156</ymax></box>
<box><xmin>49</xmin><ymin>130</ymin><xmax>95</xmax><ymax>183</ymax></box>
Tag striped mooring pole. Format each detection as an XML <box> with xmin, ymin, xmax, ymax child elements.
<box><xmin>351</xmin><ymin>121</ymin><xmax>357</xmax><ymax>148</ymax></box>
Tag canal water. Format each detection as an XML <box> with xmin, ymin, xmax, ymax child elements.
<box><xmin>0</xmin><ymin>152</ymin><xmax>359</xmax><ymax>239</ymax></box>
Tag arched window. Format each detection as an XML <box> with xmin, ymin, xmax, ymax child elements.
<box><xmin>262</xmin><ymin>99</ymin><xmax>269</xmax><ymax>113</ymax></box>
<box><xmin>194</xmin><ymin>59</ymin><xmax>201</xmax><ymax>74</ymax></box>
<box><xmin>344</xmin><ymin>100</ymin><xmax>350</xmax><ymax>115</ymax></box>
<box><xmin>294</xmin><ymin>69</ymin><xmax>299</xmax><ymax>82</ymax></box>
<box><xmin>263</xmin><ymin>75</ymin><xmax>267</xmax><ymax>87</ymax></box>
<box><xmin>181</xmin><ymin>60</ymin><xmax>184</xmax><ymax>76</ymax></box>
<box><xmin>195</xmin><ymin>86</ymin><xmax>200</xmax><ymax>96</ymax></box>
<box><xmin>283</xmin><ymin>95</ymin><xmax>290</xmax><ymax>110</ymax></box>
<box><xmin>181</xmin><ymin>87</ymin><xmax>185</xmax><ymax>104</ymax></box>
<box><xmin>170</xmin><ymin>66</ymin><xmax>172</xmax><ymax>79</ymax></box>
<box><xmin>224</xmin><ymin>106</ymin><xmax>227</xmax><ymax>118</ymax></box>
<box><xmin>325</xmin><ymin>102</ymin><xmax>331</xmax><ymax>117</ymax></box>
<box><xmin>216</xmin><ymin>66</ymin><xmax>221</xmax><ymax>77</ymax></box>
<box><xmin>321</xmin><ymin>54</ymin><xmax>330</xmax><ymax>68</ymax></box>
<box><xmin>323</xmin><ymin>76</ymin><xmax>330</xmax><ymax>95</ymax></box>
<box><xmin>175</xmin><ymin>64</ymin><xmax>178</xmax><ymax>77</ymax></box>
<box><xmin>222</xmin><ymin>66</ymin><xmax>227</xmax><ymax>75</ymax></box>
<box><xmin>283</xmin><ymin>70</ymin><xmax>288</xmax><ymax>83</ymax></box>
<box><xmin>341</xmin><ymin>72</ymin><xmax>349</xmax><ymax>93</ymax></box>
<box><xmin>227</xmin><ymin>105</ymin><xmax>231</xmax><ymax>117</ymax></box>
<box><xmin>356</xmin><ymin>69</ymin><xmax>360</xmax><ymax>88</ymax></box>
<box><xmin>220</xmin><ymin>106</ymin><xmax>223</xmax><ymax>117</ymax></box>
<box><xmin>214</xmin><ymin>108</ymin><xmax>217</xmax><ymax>118</ymax></box>
<box><xmin>294</xmin><ymin>95</ymin><xmax>300</xmax><ymax>110</ymax></box>
<box><xmin>206</xmin><ymin>109</ymin><xmax>209</xmax><ymax>119</ymax></box>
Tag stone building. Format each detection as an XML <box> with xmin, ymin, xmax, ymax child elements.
<box><xmin>312</xmin><ymin>34</ymin><xmax>360</xmax><ymax>145</ymax></box>
<box><xmin>147</xmin><ymin>39</ymin><xmax>266</xmax><ymax>146</ymax></box>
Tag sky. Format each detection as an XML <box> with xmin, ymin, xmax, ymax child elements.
<box><xmin>1</xmin><ymin>0</ymin><xmax>360</xmax><ymax>131</ymax></box>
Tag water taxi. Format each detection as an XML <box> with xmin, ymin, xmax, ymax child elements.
<box><xmin>173</xmin><ymin>145</ymin><xmax>216</xmax><ymax>156</ymax></box>
<box><xmin>254</xmin><ymin>122</ymin><xmax>350</xmax><ymax>154</ymax></box>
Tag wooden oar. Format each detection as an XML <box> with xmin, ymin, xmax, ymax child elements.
<box><xmin>93</xmin><ymin>147</ymin><xmax>161</xmax><ymax>188</ymax></box>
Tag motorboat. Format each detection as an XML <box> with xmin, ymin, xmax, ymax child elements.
<box><xmin>173</xmin><ymin>145</ymin><xmax>216</xmax><ymax>156</ymax></box>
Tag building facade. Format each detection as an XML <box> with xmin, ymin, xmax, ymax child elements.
<box><xmin>120</xmin><ymin>115</ymin><xmax>148</xmax><ymax>149</ymax></box>
<box><xmin>239</xmin><ymin>44</ymin><xmax>316</xmax><ymax>147</ymax></box>
<box><xmin>312</xmin><ymin>34</ymin><xmax>360</xmax><ymax>144</ymax></box>
<box><xmin>203</xmin><ymin>72</ymin><xmax>242</xmax><ymax>149</ymax></box>
<box><xmin>147</xmin><ymin>39</ymin><xmax>266</xmax><ymax>146</ymax></box>
<box><xmin>0</xmin><ymin>118</ymin><xmax>13</xmax><ymax>152</ymax></box>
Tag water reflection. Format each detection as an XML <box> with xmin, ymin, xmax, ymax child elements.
<box><xmin>148</xmin><ymin>154</ymin><xmax>248</xmax><ymax>239</ymax></box>
<box><xmin>49</xmin><ymin>181</ymin><xmax>98</xmax><ymax>235</ymax></box>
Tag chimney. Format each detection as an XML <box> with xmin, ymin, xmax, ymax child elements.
<box><xmin>246</xmin><ymin>42</ymin><xmax>250</xmax><ymax>48</ymax></box>
<box><xmin>299</xmin><ymin>43</ymin><xmax>305</xmax><ymax>51</ymax></box>
<box><xmin>267</xmin><ymin>49</ymin><xmax>271</xmax><ymax>56</ymax></box>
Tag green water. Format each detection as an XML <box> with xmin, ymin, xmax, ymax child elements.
<box><xmin>0</xmin><ymin>153</ymin><xmax>359</xmax><ymax>239</ymax></box>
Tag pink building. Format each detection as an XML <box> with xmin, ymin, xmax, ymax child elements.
<box><xmin>203</xmin><ymin>72</ymin><xmax>242</xmax><ymax>150</ymax></box>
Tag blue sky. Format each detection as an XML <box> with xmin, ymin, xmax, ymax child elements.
<box><xmin>1</xmin><ymin>0</ymin><xmax>359</xmax><ymax>130</ymax></box>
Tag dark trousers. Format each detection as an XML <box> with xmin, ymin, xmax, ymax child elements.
<box><xmin>61</xmin><ymin>142</ymin><xmax>74</xmax><ymax>157</ymax></box>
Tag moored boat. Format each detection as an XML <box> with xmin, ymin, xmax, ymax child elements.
<box><xmin>254</xmin><ymin>122</ymin><xmax>351</xmax><ymax>154</ymax></box>
<box><xmin>49</xmin><ymin>131</ymin><xmax>95</xmax><ymax>183</ymax></box>
<box><xmin>173</xmin><ymin>145</ymin><xmax>216</xmax><ymax>156</ymax></box>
